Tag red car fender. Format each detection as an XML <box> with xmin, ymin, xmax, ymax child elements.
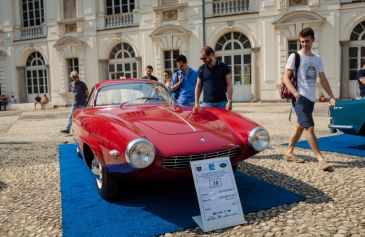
<box><xmin>208</xmin><ymin>108</ymin><xmax>261</xmax><ymax>157</ymax></box>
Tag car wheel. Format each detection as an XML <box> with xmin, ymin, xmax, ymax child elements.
<box><xmin>76</xmin><ymin>146</ymin><xmax>82</xmax><ymax>158</ymax></box>
<box><xmin>92</xmin><ymin>158</ymin><xmax>119</xmax><ymax>200</ymax></box>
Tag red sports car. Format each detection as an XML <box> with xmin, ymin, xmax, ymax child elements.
<box><xmin>72</xmin><ymin>79</ymin><xmax>270</xmax><ymax>199</ymax></box>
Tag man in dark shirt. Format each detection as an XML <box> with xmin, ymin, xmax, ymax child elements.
<box><xmin>61</xmin><ymin>70</ymin><xmax>89</xmax><ymax>134</ymax></box>
<box><xmin>193</xmin><ymin>46</ymin><xmax>233</xmax><ymax>112</ymax></box>
<box><xmin>357</xmin><ymin>59</ymin><xmax>365</xmax><ymax>99</ymax></box>
<box><xmin>142</xmin><ymin>65</ymin><xmax>158</xmax><ymax>81</ymax></box>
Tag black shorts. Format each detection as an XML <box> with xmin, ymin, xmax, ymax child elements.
<box><xmin>292</xmin><ymin>96</ymin><xmax>315</xmax><ymax>128</ymax></box>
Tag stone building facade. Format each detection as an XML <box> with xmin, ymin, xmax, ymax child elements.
<box><xmin>0</xmin><ymin>0</ymin><xmax>364</xmax><ymax>105</ymax></box>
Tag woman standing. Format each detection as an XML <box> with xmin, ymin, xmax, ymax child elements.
<box><xmin>163</xmin><ymin>69</ymin><xmax>172</xmax><ymax>91</ymax></box>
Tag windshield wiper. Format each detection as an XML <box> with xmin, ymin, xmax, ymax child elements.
<box><xmin>120</xmin><ymin>97</ymin><xmax>162</xmax><ymax>106</ymax></box>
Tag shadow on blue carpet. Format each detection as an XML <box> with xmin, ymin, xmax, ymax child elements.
<box><xmin>282</xmin><ymin>134</ymin><xmax>365</xmax><ymax>157</ymax></box>
<box><xmin>59</xmin><ymin>144</ymin><xmax>305</xmax><ymax>237</ymax></box>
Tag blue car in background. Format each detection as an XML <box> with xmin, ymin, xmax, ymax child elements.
<box><xmin>329</xmin><ymin>100</ymin><xmax>365</xmax><ymax>136</ymax></box>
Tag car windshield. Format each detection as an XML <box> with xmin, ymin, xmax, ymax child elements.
<box><xmin>95</xmin><ymin>81</ymin><xmax>175</xmax><ymax>107</ymax></box>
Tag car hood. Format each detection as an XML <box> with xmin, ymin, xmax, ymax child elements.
<box><xmin>116</xmin><ymin>104</ymin><xmax>223</xmax><ymax>135</ymax></box>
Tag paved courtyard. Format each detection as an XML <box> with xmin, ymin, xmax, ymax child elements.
<box><xmin>0</xmin><ymin>103</ymin><xmax>364</xmax><ymax>237</ymax></box>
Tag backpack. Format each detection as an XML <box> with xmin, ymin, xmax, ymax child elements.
<box><xmin>279</xmin><ymin>52</ymin><xmax>300</xmax><ymax>100</ymax></box>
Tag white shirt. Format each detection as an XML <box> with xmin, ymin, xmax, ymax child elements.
<box><xmin>286</xmin><ymin>51</ymin><xmax>324</xmax><ymax>102</ymax></box>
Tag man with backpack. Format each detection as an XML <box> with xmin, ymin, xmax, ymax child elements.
<box><xmin>283</xmin><ymin>27</ymin><xmax>336</xmax><ymax>171</ymax></box>
<box><xmin>171</xmin><ymin>54</ymin><xmax>198</xmax><ymax>106</ymax></box>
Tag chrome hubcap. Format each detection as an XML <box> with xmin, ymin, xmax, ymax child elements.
<box><xmin>92</xmin><ymin>159</ymin><xmax>103</xmax><ymax>189</ymax></box>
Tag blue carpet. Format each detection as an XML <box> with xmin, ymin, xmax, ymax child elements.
<box><xmin>285</xmin><ymin>134</ymin><xmax>365</xmax><ymax>157</ymax></box>
<box><xmin>59</xmin><ymin>144</ymin><xmax>305</xmax><ymax>237</ymax></box>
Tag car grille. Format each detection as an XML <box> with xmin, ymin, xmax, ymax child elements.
<box><xmin>161</xmin><ymin>147</ymin><xmax>241</xmax><ymax>169</ymax></box>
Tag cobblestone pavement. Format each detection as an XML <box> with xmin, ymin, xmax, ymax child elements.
<box><xmin>0</xmin><ymin>103</ymin><xmax>364</xmax><ymax>237</ymax></box>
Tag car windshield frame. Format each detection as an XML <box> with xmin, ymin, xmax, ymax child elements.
<box><xmin>94</xmin><ymin>81</ymin><xmax>175</xmax><ymax>107</ymax></box>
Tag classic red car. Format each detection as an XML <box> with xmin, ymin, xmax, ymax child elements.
<box><xmin>72</xmin><ymin>79</ymin><xmax>269</xmax><ymax>199</ymax></box>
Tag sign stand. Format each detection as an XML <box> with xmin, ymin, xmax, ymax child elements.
<box><xmin>191</xmin><ymin>157</ymin><xmax>245</xmax><ymax>232</ymax></box>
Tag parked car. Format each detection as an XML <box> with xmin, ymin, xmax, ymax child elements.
<box><xmin>72</xmin><ymin>79</ymin><xmax>270</xmax><ymax>200</ymax></box>
<box><xmin>328</xmin><ymin>99</ymin><xmax>365</xmax><ymax>136</ymax></box>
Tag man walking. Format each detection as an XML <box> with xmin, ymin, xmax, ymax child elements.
<box><xmin>171</xmin><ymin>54</ymin><xmax>198</xmax><ymax>106</ymax></box>
<box><xmin>61</xmin><ymin>70</ymin><xmax>89</xmax><ymax>134</ymax></box>
<box><xmin>283</xmin><ymin>27</ymin><xmax>336</xmax><ymax>171</ymax></box>
<box><xmin>193</xmin><ymin>46</ymin><xmax>233</xmax><ymax>112</ymax></box>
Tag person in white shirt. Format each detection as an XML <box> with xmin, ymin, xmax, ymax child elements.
<box><xmin>283</xmin><ymin>27</ymin><xmax>336</xmax><ymax>171</ymax></box>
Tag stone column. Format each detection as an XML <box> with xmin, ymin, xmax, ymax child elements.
<box><xmin>16</xmin><ymin>66</ymin><xmax>27</xmax><ymax>103</ymax></box>
<box><xmin>340</xmin><ymin>40</ymin><xmax>350</xmax><ymax>99</ymax></box>
<box><xmin>98</xmin><ymin>59</ymin><xmax>109</xmax><ymax>81</ymax></box>
<box><xmin>251</xmin><ymin>47</ymin><xmax>261</xmax><ymax>101</ymax></box>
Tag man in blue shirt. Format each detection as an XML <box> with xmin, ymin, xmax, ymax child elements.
<box><xmin>171</xmin><ymin>55</ymin><xmax>198</xmax><ymax>106</ymax></box>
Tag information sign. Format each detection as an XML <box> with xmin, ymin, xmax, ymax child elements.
<box><xmin>191</xmin><ymin>157</ymin><xmax>245</xmax><ymax>232</ymax></box>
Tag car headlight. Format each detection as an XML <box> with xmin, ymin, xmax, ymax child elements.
<box><xmin>248</xmin><ymin>127</ymin><xmax>270</xmax><ymax>152</ymax></box>
<box><xmin>125</xmin><ymin>138</ymin><xmax>155</xmax><ymax>169</ymax></box>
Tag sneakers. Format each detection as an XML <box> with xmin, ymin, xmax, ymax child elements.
<box><xmin>60</xmin><ymin>129</ymin><xmax>70</xmax><ymax>134</ymax></box>
<box><xmin>284</xmin><ymin>153</ymin><xmax>305</xmax><ymax>163</ymax></box>
<box><xmin>319</xmin><ymin>160</ymin><xmax>334</xmax><ymax>172</ymax></box>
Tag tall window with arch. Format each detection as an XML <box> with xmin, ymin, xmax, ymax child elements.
<box><xmin>66</xmin><ymin>58</ymin><xmax>79</xmax><ymax>91</ymax></box>
<box><xmin>164</xmin><ymin>50</ymin><xmax>179</xmax><ymax>74</ymax></box>
<box><xmin>21</xmin><ymin>0</ymin><xmax>45</xmax><ymax>27</ymax></box>
<box><xmin>109</xmin><ymin>43</ymin><xmax>138</xmax><ymax>79</ymax></box>
<box><xmin>215</xmin><ymin>32</ymin><xmax>252</xmax><ymax>86</ymax></box>
<box><xmin>26</xmin><ymin>52</ymin><xmax>48</xmax><ymax>100</ymax></box>
<box><xmin>288</xmin><ymin>39</ymin><xmax>300</xmax><ymax>57</ymax></box>
<box><xmin>349</xmin><ymin>21</ymin><xmax>365</xmax><ymax>82</ymax></box>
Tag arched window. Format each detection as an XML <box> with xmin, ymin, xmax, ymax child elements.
<box><xmin>108</xmin><ymin>43</ymin><xmax>138</xmax><ymax>79</ymax></box>
<box><xmin>215</xmin><ymin>32</ymin><xmax>252</xmax><ymax>85</ymax></box>
<box><xmin>349</xmin><ymin>21</ymin><xmax>365</xmax><ymax>81</ymax></box>
<box><xmin>25</xmin><ymin>52</ymin><xmax>48</xmax><ymax>97</ymax></box>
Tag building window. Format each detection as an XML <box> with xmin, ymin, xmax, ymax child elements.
<box><xmin>66</xmin><ymin>58</ymin><xmax>79</xmax><ymax>90</ymax></box>
<box><xmin>164</xmin><ymin>50</ymin><xmax>179</xmax><ymax>73</ymax></box>
<box><xmin>215</xmin><ymin>32</ymin><xmax>252</xmax><ymax>85</ymax></box>
<box><xmin>288</xmin><ymin>39</ymin><xmax>300</xmax><ymax>57</ymax></box>
<box><xmin>63</xmin><ymin>0</ymin><xmax>77</xmax><ymax>19</ymax></box>
<box><xmin>349</xmin><ymin>20</ymin><xmax>365</xmax><ymax>80</ymax></box>
<box><xmin>26</xmin><ymin>52</ymin><xmax>48</xmax><ymax>95</ymax></box>
<box><xmin>0</xmin><ymin>70</ymin><xmax>4</xmax><ymax>95</ymax></box>
<box><xmin>22</xmin><ymin>0</ymin><xmax>45</xmax><ymax>27</ymax></box>
<box><xmin>105</xmin><ymin>0</ymin><xmax>135</xmax><ymax>15</ymax></box>
<box><xmin>109</xmin><ymin>43</ymin><xmax>137</xmax><ymax>79</ymax></box>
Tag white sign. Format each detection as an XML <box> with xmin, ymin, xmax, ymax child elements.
<box><xmin>191</xmin><ymin>157</ymin><xmax>245</xmax><ymax>232</ymax></box>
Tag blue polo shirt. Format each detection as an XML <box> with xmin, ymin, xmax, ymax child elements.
<box><xmin>171</xmin><ymin>67</ymin><xmax>198</xmax><ymax>106</ymax></box>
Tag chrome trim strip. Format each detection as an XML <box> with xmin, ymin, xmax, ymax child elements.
<box><xmin>328</xmin><ymin>125</ymin><xmax>353</xmax><ymax>130</ymax></box>
<box><xmin>159</xmin><ymin>107</ymin><xmax>197</xmax><ymax>132</ymax></box>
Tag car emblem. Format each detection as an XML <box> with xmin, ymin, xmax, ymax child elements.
<box><xmin>196</xmin><ymin>166</ymin><xmax>202</xmax><ymax>172</ymax></box>
<box><xmin>200</xmin><ymin>137</ymin><xmax>206</xmax><ymax>142</ymax></box>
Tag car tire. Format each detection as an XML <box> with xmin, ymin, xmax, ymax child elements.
<box><xmin>92</xmin><ymin>158</ymin><xmax>119</xmax><ymax>200</ymax></box>
<box><xmin>76</xmin><ymin>146</ymin><xmax>82</xmax><ymax>159</ymax></box>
